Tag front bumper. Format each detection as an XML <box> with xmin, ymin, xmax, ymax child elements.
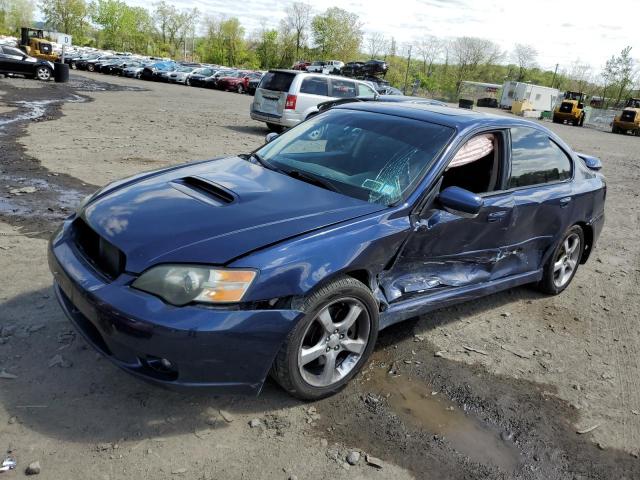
<box><xmin>48</xmin><ymin>222</ymin><xmax>301</xmax><ymax>394</ymax></box>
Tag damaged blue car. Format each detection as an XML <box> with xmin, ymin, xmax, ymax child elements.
<box><xmin>49</xmin><ymin>103</ymin><xmax>606</xmax><ymax>399</ymax></box>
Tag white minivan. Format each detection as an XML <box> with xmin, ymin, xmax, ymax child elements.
<box><xmin>250</xmin><ymin>70</ymin><xmax>378</xmax><ymax>131</ymax></box>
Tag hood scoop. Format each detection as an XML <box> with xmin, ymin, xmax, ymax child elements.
<box><xmin>171</xmin><ymin>176</ymin><xmax>236</xmax><ymax>206</ymax></box>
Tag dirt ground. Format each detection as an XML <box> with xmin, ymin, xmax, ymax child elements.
<box><xmin>0</xmin><ymin>71</ymin><xmax>639</xmax><ymax>480</ymax></box>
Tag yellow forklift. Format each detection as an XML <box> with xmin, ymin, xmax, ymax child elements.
<box><xmin>19</xmin><ymin>27</ymin><xmax>59</xmax><ymax>62</ymax></box>
<box><xmin>612</xmin><ymin>98</ymin><xmax>640</xmax><ymax>135</ymax></box>
<box><xmin>553</xmin><ymin>91</ymin><xmax>586</xmax><ymax>126</ymax></box>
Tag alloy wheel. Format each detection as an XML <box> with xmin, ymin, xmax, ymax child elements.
<box><xmin>298</xmin><ymin>298</ymin><xmax>370</xmax><ymax>387</ymax></box>
<box><xmin>553</xmin><ymin>233</ymin><xmax>581</xmax><ymax>288</ymax></box>
<box><xmin>36</xmin><ymin>67</ymin><xmax>51</xmax><ymax>81</ymax></box>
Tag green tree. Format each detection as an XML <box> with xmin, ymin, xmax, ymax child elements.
<box><xmin>0</xmin><ymin>0</ymin><xmax>35</xmax><ymax>34</ymax></box>
<box><xmin>311</xmin><ymin>7</ymin><xmax>362</xmax><ymax>61</ymax></box>
<box><xmin>40</xmin><ymin>0</ymin><xmax>87</xmax><ymax>38</ymax></box>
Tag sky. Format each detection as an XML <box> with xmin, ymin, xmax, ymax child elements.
<box><xmin>122</xmin><ymin>0</ymin><xmax>637</xmax><ymax>71</ymax></box>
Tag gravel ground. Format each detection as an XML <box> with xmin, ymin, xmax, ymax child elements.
<box><xmin>0</xmin><ymin>71</ymin><xmax>639</xmax><ymax>479</ymax></box>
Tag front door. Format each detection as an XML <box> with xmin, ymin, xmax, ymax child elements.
<box><xmin>380</xmin><ymin>129</ymin><xmax>523</xmax><ymax>303</ymax></box>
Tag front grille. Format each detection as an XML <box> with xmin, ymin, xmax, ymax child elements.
<box><xmin>621</xmin><ymin>110</ymin><xmax>636</xmax><ymax>122</ymax></box>
<box><xmin>559</xmin><ymin>102</ymin><xmax>573</xmax><ymax>113</ymax></box>
<box><xmin>72</xmin><ymin>218</ymin><xmax>125</xmax><ymax>280</ymax></box>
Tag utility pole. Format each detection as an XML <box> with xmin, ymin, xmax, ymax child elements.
<box><xmin>403</xmin><ymin>45</ymin><xmax>412</xmax><ymax>95</ymax></box>
<box><xmin>551</xmin><ymin>63</ymin><xmax>559</xmax><ymax>89</ymax></box>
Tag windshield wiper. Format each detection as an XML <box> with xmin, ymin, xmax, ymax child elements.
<box><xmin>247</xmin><ymin>152</ymin><xmax>279</xmax><ymax>172</ymax></box>
<box><xmin>285</xmin><ymin>169</ymin><xmax>341</xmax><ymax>193</ymax></box>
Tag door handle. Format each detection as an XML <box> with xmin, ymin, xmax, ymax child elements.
<box><xmin>559</xmin><ymin>197</ymin><xmax>572</xmax><ymax>208</ymax></box>
<box><xmin>487</xmin><ymin>210</ymin><xmax>508</xmax><ymax>222</ymax></box>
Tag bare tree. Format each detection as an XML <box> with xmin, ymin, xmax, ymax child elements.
<box><xmin>365</xmin><ymin>32</ymin><xmax>384</xmax><ymax>59</ymax></box>
<box><xmin>568</xmin><ymin>60</ymin><xmax>592</xmax><ymax>93</ymax></box>
<box><xmin>512</xmin><ymin>43</ymin><xmax>537</xmax><ymax>81</ymax></box>
<box><xmin>450</xmin><ymin>36</ymin><xmax>502</xmax><ymax>93</ymax></box>
<box><xmin>286</xmin><ymin>2</ymin><xmax>312</xmax><ymax>60</ymax></box>
<box><xmin>415</xmin><ymin>35</ymin><xmax>441</xmax><ymax>75</ymax></box>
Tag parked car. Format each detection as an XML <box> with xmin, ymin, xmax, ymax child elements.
<box><xmin>291</xmin><ymin>61</ymin><xmax>311</xmax><ymax>71</ymax></box>
<box><xmin>362</xmin><ymin>59</ymin><xmax>388</xmax><ymax>76</ymax></box>
<box><xmin>112</xmin><ymin>60</ymin><xmax>145</xmax><ymax>76</ymax></box>
<box><xmin>203</xmin><ymin>69</ymin><xmax>236</xmax><ymax>89</ymax></box>
<box><xmin>140</xmin><ymin>61</ymin><xmax>176</xmax><ymax>81</ymax></box>
<box><xmin>216</xmin><ymin>71</ymin><xmax>253</xmax><ymax>93</ymax></box>
<box><xmin>123</xmin><ymin>64</ymin><xmax>145</xmax><ymax>79</ymax></box>
<box><xmin>250</xmin><ymin>69</ymin><xmax>378</xmax><ymax>131</ymax></box>
<box><xmin>49</xmin><ymin>102</ymin><xmax>605</xmax><ymax>400</ymax></box>
<box><xmin>168</xmin><ymin>66</ymin><xmax>198</xmax><ymax>84</ymax></box>
<box><xmin>0</xmin><ymin>45</ymin><xmax>54</xmax><ymax>80</ymax></box>
<box><xmin>187</xmin><ymin>67</ymin><xmax>216</xmax><ymax>87</ymax></box>
<box><xmin>66</xmin><ymin>53</ymin><xmax>99</xmax><ymax>70</ymax></box>
<box><xmin>341</xmin><ymin>61</ymin><xmax>364</xmax><ymax>77</ymax></box>
<box><xmin>85</xmin><ymin>55</ymin><xmax>121</xmax><ymax>72</ymax></box>
<box><xmin>246</xmin><ymin>72</ymin><xmax>264</xmax><ymax>95</ymax></box>
<box><xmin>307</xmin><ymin>60</ymin><xmax>344</xmax><ymax>74</ymax></box>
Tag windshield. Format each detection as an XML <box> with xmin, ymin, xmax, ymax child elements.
<box><xmin>178</xmin><ymin>66</ymin><xmax>194</xmax><ymax>72</ymax></box>
<box><xmin>255</xmin><ymin>110</ymin><xmax>454</xmax><ymax>205</ymax></box>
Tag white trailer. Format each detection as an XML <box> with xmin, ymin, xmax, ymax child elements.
<box><xmin>500</xmin><ymin>81</ymin><xmax>560</xmax><ymax>111</ymax></box>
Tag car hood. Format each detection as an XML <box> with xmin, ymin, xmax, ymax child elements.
<box><xmin>82</xmin><ymin>156</ymin><xmax>384</xmax><ymax>273</ymax></box>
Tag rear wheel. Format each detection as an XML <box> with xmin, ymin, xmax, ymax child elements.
<box><xmin>271</xmin><ymin>276</ymin><xmax>379</xmax><ymax>400</ymax></box>
<box><xmin>236</xmin><ymin>84</ymin><xmax>244</xmax><ymax>94</ymax></box>
<box><xmin>578</xmin><ymin>113</ymin><xmax>585</xmax><ymax>126</ymax></box>
<box><xmin>612</xmin><ymin>126</ymin><xmax>619</xmax><ymax>134</ymax></box>
<box><xmin>536</xmin><ymin>225</ymin><xmax>584</xmax><ymax>295</ymax></box>
<box><xmin>35</xmin><ymin>66</ymin><xmax>52</xmax><ymax>81</ymax></box>
<box><xmin>266</xmin><ymin>122</ymin><xmax>284</xmax><ymax>133</ymax></box>
<box><xmin>87</xmin><ymin>64</ymin><xmax>95</xmax><ymax>72</ymax></box>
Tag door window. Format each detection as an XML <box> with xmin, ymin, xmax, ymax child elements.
<box><xmin>440</xmin><ymin>132</ymin><xmax>502</xmax><ymax>194</ymax></box>
<box><xmin>357</xmin><ymin>83</ymin><xmax>377</xmax><ymax>98</ymax></box>
<box><xmin>330</xmin><ymin>79</ymin><xmax>357</xmax><ymax>98</ymax></box>
<box><xmin>3</xmin><ymin>47</ymin><xmax>24</xmax><ymax>58</ymax></box>
<box><xmin>300</xmin><ymin>77</ymin><xmax>329</xmax><ymax>96</ymax></box>
<box><xmin>509</xmin><ymin>127</ymin><xmax>572</xmax><ymax>188</ymax></box>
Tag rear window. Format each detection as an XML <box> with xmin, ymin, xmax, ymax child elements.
<box><xmin>300</xmin><ymin>77</ymin><xmax>329</xmax><ymax>96</ymax></box>
<box><xmin>330</xmin><ymin>79</ymin><xmax>356</xmax><ymax>98</ymax></box>
<box><xmin>259</xmin><ymin>72</ymin><xmax>296</xmax><ymax>92</ymax></box>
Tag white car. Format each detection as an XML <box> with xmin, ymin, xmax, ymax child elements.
<box><xmin>250</xmin><ymin>70</ymin><xmax>378</xmax><ymax>131</ymax></box>
<box><xmin>306</xmin><ymin>60</ymin><xmax>344</xmax><ymax>74</ymax></box>
<box><xmin>168</xmin><ymin>66</ymin><xmax>198</xmax><ymax>84</ymax></box>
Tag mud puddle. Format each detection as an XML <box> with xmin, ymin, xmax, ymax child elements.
<box><xmin>367</xmin><ymin>363</ymin><xmax>520</xmax><ymax>472</ymax></box>
<box><xmin>0</xmin><ymin>95</ymin><xmax>86</xmax><ymax>130</ymax></box>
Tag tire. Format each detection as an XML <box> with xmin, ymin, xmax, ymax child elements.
<box><xmin>271</xmin><ymin>276</ymin><xmax>379</xmax><ymax>400</ymax></box>
<box><xmin>578</xmin><ymin>113</ymin><xmax>585</xmax><ymax>127</ymax></box>
<box><xmin>237</xmin><ymin>84</ymin><xmax>244</xmax><ymax>94</ymax></box>
<box><xmin>612</xmin><ymin>126</ymin><xmax>619</xmax><ymax>134</ymax></box>
<box><xmin>70</xmin><ymin>61</ymin><xmax>76</xmax><ymax>70</ymax></box>
<box><xmin>87</xmin><ymin>64</ymin><xmax>95</xmax><ymax>72</ymax></box>
<box><xmin>266</xmin><ymin>123</ymin><xmax>284</xmax><ymax>133</ymax></box>
<box><xmin>536</xmin><ymin>225</ymin><xmax>584</xmax><ymax>295</ymax></box>
<box><xmin>35</xmin><ymin>66</ymin><xmax>52</xmax><ymax>81</ymax></box>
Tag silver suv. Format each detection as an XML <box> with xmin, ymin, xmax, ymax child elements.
<box><xmin>250</xmin><ymin>70</ymin><xmax>378</xmax><ymax>132</ymax></box>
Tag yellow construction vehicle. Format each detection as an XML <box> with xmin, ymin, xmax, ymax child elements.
<box><xmin>19</xmin><ymin>27</ymin><xmax>59</xmax><ymax>62</ymax></box>
<box><xmin>612</xmin><ymin>98</ymin><xmax>640</xmax><ymax>135</ymax></box>
<box><xmin>552</xmin><ymin>91</ymin><xmax>586</xmax><ymax>126</ymax></box>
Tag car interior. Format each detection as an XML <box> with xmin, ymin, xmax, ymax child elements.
<box><xmin>439</xmin><ymin>132</ymin><xmax>503</xmax><ymax>194</ymax></box>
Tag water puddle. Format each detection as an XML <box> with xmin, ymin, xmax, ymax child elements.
<box><xmin>0</xmin><ymin>175</ymin><xmax>85</xmax><ymax>218</ymax></box>
<box><xmin>0</xmin><ymin>95</ymin><xmax>86</xmax><ymax>130</ymax></box>
<box><xmin>367</xmin><ymin>363</ymin><xmax>521</xmax><ymax>472</ymax></box>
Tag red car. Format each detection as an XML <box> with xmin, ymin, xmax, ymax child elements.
<box><xmin>216</xmin><ymin>71</ymin><xmax>253</xmax><ymax>93</ymax></box>
<box><xmin>292</xmin><ymin>61</ymin><xmax>310</xmax><ymax>71</ymax></box>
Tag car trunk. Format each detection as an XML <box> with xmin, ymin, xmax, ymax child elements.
<box><xmin>253</xmin><ymin>71</ymin><xmax>296</xmax><ymax>117</ymax></box>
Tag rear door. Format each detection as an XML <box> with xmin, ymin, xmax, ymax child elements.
<box><xmin>329</xmin><ymin>78</ymin><xmax>357</xmax><ymax>99</ymax></box>
<box><xmin>506</xmin><ymin>126</ymin><xmax>574</xmax><ymax>271</ymax></box>
<box><xmin>0</xmin><ymin>46</ymin><xmax>31</xmax><ymax>74</ymax></box>
<box><xmin>253</xmin><ymin>71</ymin><xmax>296</xmax><ymax>118</ymax></box>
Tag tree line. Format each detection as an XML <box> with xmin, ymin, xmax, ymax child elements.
<box><xmin>1</xmin><ymin>0</ymin><xmax>637</xmax><ymax>104</ymax></box>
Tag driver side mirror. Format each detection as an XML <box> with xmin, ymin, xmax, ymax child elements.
<box><xmin>265</xmin><ymin>132</ymin><xmax>279</xmax><ymax>143</ymax></box>
<box><xmin>438</xmin><ymin>186</ymin><xmax>484</xmax><ymax>217</ymax></box>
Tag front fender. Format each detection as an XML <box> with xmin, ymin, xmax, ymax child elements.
<box><xmin>230</xmin><ymin>211</ymin><xmax>411</xmax><ymax>302</ymax></box>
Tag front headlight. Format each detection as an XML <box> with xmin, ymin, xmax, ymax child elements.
<box><xmin>132</xmin><ymin>265</ymin><xmax>257</xmax><ymax>306</ymax></box>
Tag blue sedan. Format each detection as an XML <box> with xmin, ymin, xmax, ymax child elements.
<box><xmin>48</xmin><ymin>103</ymin><xmax>605</xmax><ymax>399</ymax></box>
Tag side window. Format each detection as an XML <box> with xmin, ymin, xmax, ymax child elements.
<box><xmin>509</xmin><ymin>127</ymin><xmax>572</xmax><ymax>188</ymax></box>
<box><xmin>300</xmin><ymin>77</ymin><xmax>328</xmax><ymax>96</ymax></box>
<box><xmin>357</xmin><ymin>83</ymin><xmax>376</xmax><ymax>98</ymax></box>
<box><xmin>330</xmin><ymin>79</ymin><xmax>356</xmax><ymax>98</ymax></box>
<box><xmin>439</xmin><ymin>132</ymin><xmax>502</xmax><ymax>194</ymax></box>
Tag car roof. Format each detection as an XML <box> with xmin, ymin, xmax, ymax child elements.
<box><xmin>333</xmin><ymin>102</ymin><xmax>543</xmax><ymax>130</ymax></box>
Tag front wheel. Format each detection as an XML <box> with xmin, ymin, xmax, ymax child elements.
<box><xmin>236</xmin><ymin>84</ymin><xmax>244</xmax><ymax>94</ymax></box>
<box><xmin>578</xmin><ymin>113</ymin><xmax>585</xmax><ymax>127</ymax></box>
<box><xmin>271</xmin><ymin>276</ymin><xmax>379</xmax><ymax>400</ymax></box>
<box><xmin>536</xmin><ymin>225</ymin><xmax>584</xmax><ymax>295</ymax></box>
<box><xmin>35</xmin><ymin>66</ymin><xmax>52</xmax><ymax>81</ymax></box>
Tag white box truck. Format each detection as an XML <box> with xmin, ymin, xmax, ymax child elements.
<box><xmin>500</xmin><ymin>81</ymin><xmax>560</xmax><ymax>112</ymax></box>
